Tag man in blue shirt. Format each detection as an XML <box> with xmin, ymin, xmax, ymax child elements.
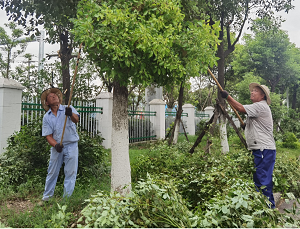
<box><xmin>40</xmin><ymin>88</ymin><xmax>80</xmax><ymax>203</ymax></box>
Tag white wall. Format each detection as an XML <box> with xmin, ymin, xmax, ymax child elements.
<box><xmin>0</xmin><ymin>78</ymin><xmax>25</xmax><ymax>154</ymax></box>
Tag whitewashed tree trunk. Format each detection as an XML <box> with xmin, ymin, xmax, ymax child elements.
<box><xmin>219</xmin><ymin>114</ymin><xmax>229</xmax><ymax>153</ymax></box>
<box><xmin>111</xmin><ymin>82</ymin><xmax>131</xmax><ymax>195</ymax></box>
<box><xmin>173</xmin><ymin>119</ymin><xmax>180</xmax><ymax>144</ymax></box>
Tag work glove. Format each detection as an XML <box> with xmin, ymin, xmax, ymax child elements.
<box><xmin>220</xmin><ymin>90</ymin><xmax>229</xmax><ymax>99</ymax></box>
<box><xmin>241</xmin><ymin>123</ymin><xmax>246</xmax><ymax>130</ymax></box>
<box><xmin>55</xmin><ymin>143</ymin><xmax>64</xmax><ymax>153</ymax></box>
<box><xmin>65</xmin><ymin>107</ymin><xmax>72</xmax><ymax>116</ymax></box>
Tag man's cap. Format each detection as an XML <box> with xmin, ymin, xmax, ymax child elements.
<box><xmin>249</xmin><ymin>83</ymin><xmax>271</xmax><ymax>105</ymax></box>
<box><xmin>40</xmin><ymin>88</ymin><xmax>63</xmax><ymax>111</ymax></box>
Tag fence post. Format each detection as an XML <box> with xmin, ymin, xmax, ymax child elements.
<box><xmin>0</xmin><ymin>78</ymin><xmax>25</xmax><ymax>155</ymax></box>
<box><xmin>204</xmin><ymin>106</ymin><xmax>214</xmax><ymax>120</ymax></box>
<box><xmin>182</xmin><ymin>104</ymin><xmax>195</xmax><ymax>135</ymax></box>
<box><xmin>149</xmin><ymin>99</ymin><xmax>165</xmax><ymax>140</ymax></box>
<box><xmin>96</xmin><ymin>92</ymin><xmax>113</xmax><ymax>149</ymax></box>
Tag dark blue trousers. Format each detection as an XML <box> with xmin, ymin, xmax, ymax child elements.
<box><xmin>252</xmin><ymin>149</ymin><xmax>276</xmax><ymax>208</ymax></box>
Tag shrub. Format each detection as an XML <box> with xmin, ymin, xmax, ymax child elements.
<box><xmin>280</xmin><ymin>109</ymin><xmax>300</xmax><ymax>139</ymax></box>
<box><xmin>131</xmin><ymin>139</ymin><xmax>300</xmax><ymax>211</ymax></box>
<box><xmin>196</xmin><ymin>180</ymin><xmax>300</xmax><ymax>228</ymax></box>
<box><xmin>0</xmin><ymin>117</ymin><xmax>108</xmax><ymax>189</ymax></box>
<box><xmin>77</xmin><ymin>175</ymin><xmax>198</xmax><ymax>228</ymax></box>
<box><xmin>273</xmin><ymin>153</ymin><xmax>300</xmax><ymax>196</ymax></box>
<box><xmin>282</xmin><ymin>132</ymin><xmax>300</xmax><ymax>149</ymax></box>
<box><xmin>131</xmin><ymin>140</ymin><xmax>255</xmax><ymax>209</ymax></box>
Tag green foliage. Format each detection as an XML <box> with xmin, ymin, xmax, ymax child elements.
<box><xmin>0</xmin><ymin>22</ymin><xmax>30</xmax><ymax>78</ymax></box>
<box><xmin>232</xmin><ymin>17</ymin><xmax>291</xmax><ymax>93</ymax></box>
<box><xmin>131</xmin><ymin>140</ymin><xmax>253</xmax><ymax>208</ymax></box>
<box><xmin>131</xmin><ymin>139</ymin><xmax>300</xmax><ymax>210</ymax></box>
<box><xmin>280</xmin><ymin>108</ymin><xmax>300</xmax><ymax>139</ymax></box>
<box><xmin>0</xmin><ymin>120</ymin><xmax>50</xmax><ymax>187</ymax></box>
<box><xmin>72</xmin><ymin>0</ymin><xmax>220</xmax><ymax>89</ymax></box>
<box><xmin>77</xmin><ymin>175</ymin><xmax>198</xmax><ymax>228</ymax></box>
<box><xmin>77</xmin><ymin>130</ymin><xmax>109</xmax><ymax>184</ymax></box>
<box><xmin>196</xmin><ymin>180</ymin><xmax>293</xmax><ymax>228</ymax></box>
<box><xmin>0</xmin><ymin>117</ymin><xmax>108</xmax><ymax>189</ymax></box>
<box><xmin>49</xmin><ymin>204</ymin><xmax>72</xmax><ymax>228</ymax></box>
<box><xmin>282</xmin><ymin>132</ymin><xmax>300</xmax><ymax>149</ymax></box>
<box><xmin>273</xmin><ymin>152</ymin><xmax>300</xmax><ymax>196</ymax></box>
<box><xmin>269</xmin><ymin>92</ymin><xmax>286</xmax><ymax>125</ymax></box>
<box><xmin>195</xmin><ymin>119</ymin><xmax>207</xmax><ymax>136</ymax></box>
<box><xmin>0</xmin><ymin>0</ymin><xmax>79</xmax><ymax>42</ymax></box>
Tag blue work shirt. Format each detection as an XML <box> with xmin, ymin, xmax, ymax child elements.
<box><xmin>42</xmin><ymin>104</ymin><xmax>80</xmax><ymax>144</ymax></box>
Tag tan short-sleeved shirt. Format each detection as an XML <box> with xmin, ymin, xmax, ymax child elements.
<box><xmin>243</xmin><ymin>100</ymin><xmax>276</xmax><ymax>151</ymax></box>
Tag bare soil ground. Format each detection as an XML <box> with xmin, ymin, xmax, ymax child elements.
<box><xmin>1</xmin><ymin>198</ymin><xmax>35</xmax><ymax>215</ymax></box>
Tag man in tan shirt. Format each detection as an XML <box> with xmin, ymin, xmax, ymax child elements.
<box><xmin>221</xmin><ymin>83</ymin><xmax>276</xmax><ymax>209</ymax></box>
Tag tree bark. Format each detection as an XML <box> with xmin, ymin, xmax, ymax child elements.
<box><xmin>111</xmin><ymin>80</ymin><xmax>131</xmax><ymax>195</ymax></box>
<box><xmin>292</xmin><ymin>83</ymin><xmax>299</xmax><ymax>110</ymax></box>
<box><xmin>6</xmin><ymin>49</ymin><xmax>11</xmax><ymax>78</ymax></box>
<box><xmin>168</xmin><ymin>82</ymin><xmax>184</xmax><ymax>145</ymax></box>
<box><xmin>59</xmin><ymin>30</ymin><xmax>73</xmax><ymax>105</ymax></box>
<box><xmin>217</xmin><ymin>102</ymin><xmax>248</xmax><ymax>150</ymax></box>
<box><xmin>216</xmin><ymin>13</ymin><xmax>229</xmax><ymax>153</ymax></box>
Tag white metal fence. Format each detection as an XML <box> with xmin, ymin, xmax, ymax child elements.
<box><xmin>128</xmin><ymin>110</ymin><xmax>156</xmax><ymax>143</ymax></box>
<box><xmin>21</xmin><ymin>97</ymin><xmax>102</xmax><ymax>137</ymax></box>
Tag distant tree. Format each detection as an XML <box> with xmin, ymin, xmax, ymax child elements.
<box><xmin>241</xmin><ymin>18</ymin><xmax>291</xmax><ymax>92</ymax></box>
<box><xmin>0</xmin><ymin>0</ymin><xmax>81</xmax><ymax>104</ymax></box>
<box><xmin>285</xmin><ymin>45</ymin><xmax>300</xmax><ymax>110</ymax></box>
<box><xmin>0</xmin><ymin>22</ymin><xmax>29</xmax><ymax>78</ymax></box>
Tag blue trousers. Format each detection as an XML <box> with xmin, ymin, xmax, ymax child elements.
<box><xmin>42</xmin><ymin>142</ymin><xmax>78</xmax><ymax>201</ymax></box>
<box><xmin>252</xmin><ymin>149</ymin><xmax>276</xmax><ymax>208</ymax></box>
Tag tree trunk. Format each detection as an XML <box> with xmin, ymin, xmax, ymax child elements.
<box><xmin>286</xmin><ymin>87</ymin><xmax>289</xmax><ymax>109</ymax></box>
<box><xmin>6</xmin><ymin>49</ymin><xmax>11</xmax><ymax>78</ymax></box>
<box><xmin>220</xmin><ymin>120</ymin><xmax>229</xmax><ymax>152</ymax></box>
<box><xmin>111</xmin><ymin>80</ymin><xmax>131</xmax><ymax>195</ymax></box>
<box><xmin>292</xmin><ymin>84</ymin><xmax>299</xmax><ymax>110</ymax></box>
<box><xmin>173</xmin><ymin>119</ymin><xmax>180</xmax><ymax>144</ymax></box>
<box><xmin>217</xmin><ymin>102</ymin><xmax>248</xmax><ymax>150</ymax></box>
<box><xmin>168</xmin><ymin>82</ymin><xmax>184</xmax><ymax>145</ymax></box>
<box><xmin>217</xmin><ymin>40</ymin><xmax>229</xmax><ymax>153</ymax></box>
<box><xmin>59</xmin><ymin>31</ymin><xmax>73</xmax><ymax>105</ymax></box>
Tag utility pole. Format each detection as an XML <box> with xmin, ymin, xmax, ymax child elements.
<box><xmin>36</xmin><ymin>30</ymin><xmax>45</xmax><ymax>72</ymax></box>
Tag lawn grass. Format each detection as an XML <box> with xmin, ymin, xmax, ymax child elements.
<box><xmin>276</xmin><ymin>147</ymin><xmax>300</xmax><ymax>160</ymax></box>
<box><xmin>0</xmin><ymin>172</ymin><xmax>111</xmax><ymax>228</ymax></box>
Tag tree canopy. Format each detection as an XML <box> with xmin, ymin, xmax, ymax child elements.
<box><xmin>0</xmin><ymin>0</ymin><xmax>81</xmax><ymax>104</ymax></box>
<box><xmin>72</xmin><ymin>0</ymin><xmax>220</xmax><ymax>88</ymax></box>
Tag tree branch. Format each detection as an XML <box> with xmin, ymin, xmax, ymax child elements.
<box><xmin>232</xmin><ymin>1</ymin><xmax>249</xmax><ymax>47</ymax></box>
<box><xmin>224</xmin><ymin>1</ymin><xmax>249</xmax><ymax>58</ymax></box>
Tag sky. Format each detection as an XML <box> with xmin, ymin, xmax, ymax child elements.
<box><xmin>0</xmin><ymin>1</ymin><xmax>299</xmax><ymax>69</ymax></box>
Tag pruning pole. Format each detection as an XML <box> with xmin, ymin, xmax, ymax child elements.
<box><xmin>60</xmin><ymin>43</ymin><xmax>83</xmax><ymax>146</ymax></box>
<box><xmin>207</xmin><ymin>68</ymin><xmax>245</xmax><ymax>126</ymax></box>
